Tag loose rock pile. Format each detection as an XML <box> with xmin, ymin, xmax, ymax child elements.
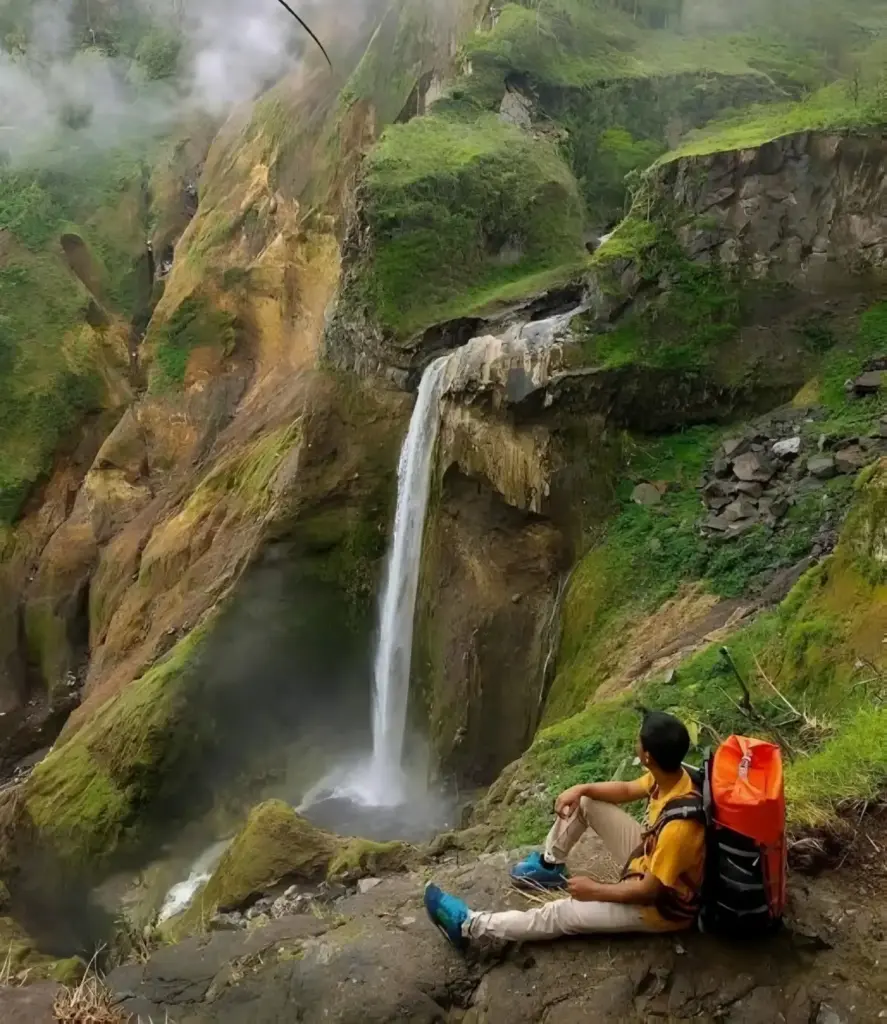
<box><xmin>210</xmin><ymin>880</ymin><xmax>349</xmax><ymax>932</ymax></box>
<box><xmin>697</xmin><ymin>407</ymin><xmax>886</xmax><ymax>541</ymax></box>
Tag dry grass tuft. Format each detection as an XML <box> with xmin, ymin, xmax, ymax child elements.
<box><xmin>52</xmin><ymin>954</ymin><xmax>130</xmax><ymax>1024</ymax></box>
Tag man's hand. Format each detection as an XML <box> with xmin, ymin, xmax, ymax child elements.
<box><xmin>567</xmin><ymin>876</ymin><xmax>603</xmax><ymax>902</ymax></box>
<box><xmin>554</xmin><ymin>784</ymin><xmax>586</xmax><ymax>818</ymax></box>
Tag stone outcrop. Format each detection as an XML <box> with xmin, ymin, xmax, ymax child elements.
<box><xmin>663</xmin><ymin>132</ymin><xmax>887</xmax><ymax>285</ymax></box>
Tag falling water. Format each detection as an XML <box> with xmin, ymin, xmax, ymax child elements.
<box><xmin>364</xmin><ymin>356</ymin><xmax>449</xmax><ymax>804</ymax></box>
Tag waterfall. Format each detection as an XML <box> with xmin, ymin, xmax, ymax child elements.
<box><xmin>364</xmin><ymin>356</ymin><xmax>448</xmax><ymax>805</ymax></box>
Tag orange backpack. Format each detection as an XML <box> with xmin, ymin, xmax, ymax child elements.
<box><xmin>697</xmin><ymin>735</ymin><xmax>787</xmax><ymax>936</ymax></box>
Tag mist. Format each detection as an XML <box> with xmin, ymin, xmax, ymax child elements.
<box><xmin>0</xmin><ymin>0</ymin><xmax>335</xmax><ymax>165</ymax></box>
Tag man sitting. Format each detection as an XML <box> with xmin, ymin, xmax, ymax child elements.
<box><xmin>425</xmin><ymin>710</ymin><xmax>705</xmax><ymax>948</ymax></box>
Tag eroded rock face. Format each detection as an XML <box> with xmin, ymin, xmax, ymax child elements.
<box><xmin>662</xmin><ymin>132</ymin><xmax>887</xmax><ymax>286</ymax></box>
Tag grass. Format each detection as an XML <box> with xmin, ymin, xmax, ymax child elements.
<box><xmin>181</xmin><ymin>422</ymin><xmax>302</xmax><ymax>525</ymax></box>
<box><xmin>501</xmin><ymin>454</ymin><xmax>887</xmax><ymax>844</ymax></box>
<box><xmin>0</xmin><ymin>142</ymin><xmax>155</xmax><ymax>522</ymax></box>
<box><xmin>810</xmin><ymin>301</ymin><xmax>887</xmax><ymax>437</ymax></box>
<box><xmin>147</xmin><ymin>292</ymin><xmax>240</xmax><ymax>391</ymax></box>
<box><xmin>362</xmin><ymin>108</ymin><xmax>585</xmax><ymax>337</ymax></box>
<box><xmin>667</xmin><ymin>81</ymin><xmax>887</xmax><ymax>160</ymax></box>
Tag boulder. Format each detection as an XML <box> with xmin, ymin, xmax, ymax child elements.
<box><xmin>834</xmin><ymin>446</ymin><xmax>868</xmax><ymax>475</ymax></box>
<box><xmin>807</xmin><ymin>454</ymin><xmax>837</xmax><ymax>479</ymax></box>
<box><xmin>703</xmin><ymin>514</ymin><xmax>731</xmax><ymax>532</ymax></box>
<box><xmin>632</xmin><ymin>482</ymin><xmax>663</xmax><ymax>506</ymax></box>
<box><xmin>853</xmin><ymin>371</ymin><xmax>883</xmax><ymax>395</ymax></box>
<box><xmin>702</xmin><ymin>478</ymin><xmax>735</xmax><ymax>502</ymax></box>
<box><xmin>773</xmin><ymin>436</ymin><xmax>802</xmax><ymax>458</ymax></box>
<box><xmin>712</xmin><ymin>456</ymin><xmax>731</xmax><ymax>478</ymax></box>
<box><xmin>191</xmin><ymin>802</ymin><xmax>340</xmax><ymax>918</ymax></box>
<box><xmin>735</xmin><ymin>481</ymin><xmax>763</xmax><ymax>499</ymax></box>
<box><xmin>732</xmin><ymin>452</ymin><xmax>774</xmax><ymax>483</ymax></box>
<box><xmin>722</xmin><ymin>437</ymin><xmax>748</xmax><ymax>458</ymax></box>
<box><xmin>724</xmin><ymin>498</ymin><xmax>758</xmax><ymax>522</ymax></box>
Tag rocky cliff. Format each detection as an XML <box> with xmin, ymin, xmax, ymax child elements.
<box><xmin>2</xmin><ymin>0</ymin><xmax>887</xmax><ymax>1009</ymax></box>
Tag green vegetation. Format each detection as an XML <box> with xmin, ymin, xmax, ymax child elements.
<box><xmin>175</xmin><ymin>801</ymin><xmax>338</xmax><ymax>933</ymax></box>
<box><xmin>546</xmin><ymin>425</ymin><xmax>853</xmax><ymax>723</ymax></box>
<box><xmin>581</xmin><ymin>219</ymin><xmax>747</xmax><ymax>371</ymax></box>
<box><xmin>26</xmin><ymin>624</ymin><xmax>212</xmax><ymax>868</ymax></box>
<box><xmin>812</xmin><ymin>301</ymin><xmax>887</xmax><ymax>436</ymax></box>
<box><xmin>669</xmin><ymin>81</ymin><xmax>887</xmax><ymax>159</ymax></box>
<box><xmin>362</xmin><ymin>109</ymin><xmax>585</xmax><ymax>336</ymax></box>
<box><xmin>147</xmin><ymin>293</ymin><xmax>239</xmax><ymax>391</ymax></box>
<box><xmin>0</xmin><ymin>143</ymin><xmax>156</xmax><ymax>521</ymax></box>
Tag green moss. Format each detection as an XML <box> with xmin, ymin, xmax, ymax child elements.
<box><xmin>327</xmin><ymin>838</ymin><xmax>416</xmax><ymax>881</ymax></box>
<box><xmin>547</xmin><ymin>422</ymin><xmax>857</xmax><ymax>723</ymax></box>
<box><xmin>0</xmin><ymin>143</ymin><xmax>154</xmax><ymax>521</ymax></box>
<box><xmin>362</xmin><ymin>109</ymin><xmax>585</xmax><ymax>337</ymax></box>
<box><xmin>175</xmin><ymin>801</ymin><xmax>338</xmax><ymax>934</ymax></box>
<box><xmin>147</xmin><ymin>293</ymin><xmax>239</xmax><ymax>391</ymax></box>
<box><xmin>584</xmin><ymin>220</ymin><xmax>746</xmax><ymax>371</ymax></box>
<box><xmin>505</xmin><ymin>459</ymin><xmax>887</xmax><ymax>842</ymax></box>
<box><xmin>26</xmin><ymin>624</ymin><xmax>212</xmax><ymax>868</ymax></box>
<box><xmin>668</xmin><ymin>81</ymin><xmax>887</xmax><ymax>160</ymax></box>
<box><xmin>814</xmin><ymin>301</ymin><xmax>887</xmax><ymax>436</ymax></box>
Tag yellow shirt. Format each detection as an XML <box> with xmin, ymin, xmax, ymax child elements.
<box><xmin>628</xmin><ymin>770</ymin><xmax>705</xmax><ymax>931</ymax></box>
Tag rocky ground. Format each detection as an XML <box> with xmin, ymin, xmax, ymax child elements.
<box><xmin>6</xmin><ymin>813</ymin><xmax>886</xmax><ymax>1024</ymax></box>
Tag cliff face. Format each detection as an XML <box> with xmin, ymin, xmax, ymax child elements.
<box><xmin>3</xmin><ymin>0</ymin><xmax>887</xmax><ymax>963</ymax></box>
<box><xmin>0</xmin><ymin>0</ymin><xmax>485</xmax><ymax>876</ymax></box>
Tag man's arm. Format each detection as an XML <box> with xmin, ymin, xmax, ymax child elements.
<box><xmin>567</xmin><ymin>873</ymin><xmax>661</xmax><ymax>905</ymax></box>
<box><xmin>555</xmin><ymin>778</ymin><xmax>649</xmax><ymax>817</ymax></box>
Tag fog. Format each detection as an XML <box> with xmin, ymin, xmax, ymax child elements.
<box><xmin>0</xmin><ymin>0</ymin><xmax>344</xmax><ymax>164</ymax></box>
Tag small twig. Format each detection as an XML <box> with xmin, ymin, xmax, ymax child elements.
<box><xmin>837</xmin><ymin>799</ymin><xmax>870</xmax><ymax>870</ymax></box>
<box><xmin>752</xmin><ymin>652</ymin><xmax>803</xmax><ymax>720</ymax></box>
<box><xmin>867</xmin><ymin>834</ymin><xmax>882</xmax><ymax>854</ymax></box>
<box><xmin>719</xmin><ymin>647</ymin><xmax>754</xmax><ymax>714</ymax></box>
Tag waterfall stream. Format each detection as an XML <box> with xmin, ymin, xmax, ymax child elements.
<box><xmin>365</xmin><ymin>357</ymin><xmax>449</xmax><ymax>804</ymax></box>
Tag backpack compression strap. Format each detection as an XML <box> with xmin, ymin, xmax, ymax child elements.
<box><xmin>620</xmin><ymin>793</ymin><xmax>706</xmax><ymax>879</ymax></box>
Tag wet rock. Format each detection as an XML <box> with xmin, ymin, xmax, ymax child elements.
<box><xmin>853</xmin><ymin>370</ymin><xmax>884</xmax><ymax>395</ymax></box>
<box><xmin>816</xmin><ymin>1004</ymin><xmax>845</xmax><ymax>1024</ymax></box>
<box><xmin>733</xmin><ymin>451</ymin><xmax>774</xmax><ymax>483</ymax></box>
<box><xmin>632</xmin><ymin>482</ymin><xmax>663</xmax><ymax>506</ymax></box>
<box><xmin>834</xmin><ymin>446</ymin><xmax>867</xmax><ymax>474</ymax></box>
<box><xmin>807</xmin><ymin>454</ymin><xmax>837</xmax><ymax>479</ymax></box>
<box><xmin>773</xmin><ymin>436</ymin><xmax>802</xmax><ymax>458</ymax></box>
<box><xmin>729</xmin><ymin>986</ymin><xmax>786</xmax><ymax>1023</ymax></box>
<box><xmin>210</xmin><ymin>912</ymin><xmax>247</xmax><ymax>931</ymax></box>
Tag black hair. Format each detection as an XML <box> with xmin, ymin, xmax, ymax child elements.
<box><xmin>639</xmin><ymin>710</ymin><xmax>690</xmax><ymax>772</ymax></box>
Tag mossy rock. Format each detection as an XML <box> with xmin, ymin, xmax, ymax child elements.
<box><xmin>327</xmin><ymin>838</ymin><xmax>419</xmax><ymax>883</ymax></box>
<box><xmin>25</xmin><ymin>624</ymin><xmax>211</xmax><ymax>870</ymax></box>
<box><xmin>177</xmin><ymin>801</ymin><xmax>340</xmax><ymax>933</ymax></box>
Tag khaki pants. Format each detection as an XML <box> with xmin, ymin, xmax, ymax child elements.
<box><xmin>467</xmin><ymin>797</ymin><xmax>661</xmax><ymax>942</ymax></box>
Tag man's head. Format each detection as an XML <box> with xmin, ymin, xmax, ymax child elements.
<box><xmin>637</xmin><ymin>710</ymin><xmax>691</xmax><ymax>773</ymax></box>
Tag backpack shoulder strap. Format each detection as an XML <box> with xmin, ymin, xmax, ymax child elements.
<box><xmin>652</xmin><ymin>793</ymin><xmax>706</xmax><ymax>835</ymax></box>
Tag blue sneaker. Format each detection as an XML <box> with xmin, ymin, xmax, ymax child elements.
<box><xmin>510</xmin><ymin>851</ymin><xmax>568</xmax><ymax>890</ymax></box>
<box><xmin>424</xmin><ymin>883</ymin><xmax>470</xmax><ymax>950</ymax></box>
